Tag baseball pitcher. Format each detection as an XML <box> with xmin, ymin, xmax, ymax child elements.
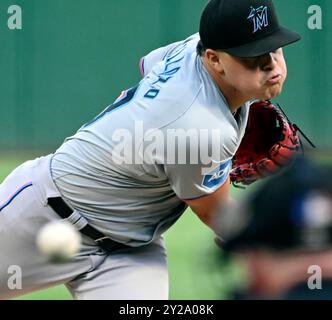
<box><xmin>0</xmin><ymin>0</ymin><xmax>302</xmax><ymax>299</ymax></box>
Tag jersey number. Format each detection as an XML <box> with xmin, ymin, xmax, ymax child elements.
<box><xmin>83</xmin><ymin>85</ymin><xmax>138</xmax><ymax>128</ymax></box>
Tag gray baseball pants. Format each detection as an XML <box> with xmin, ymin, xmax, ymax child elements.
<box><xmin>0</xmin><ymin>156</ymin><xmax>168</xmax><ymax>300</ymax></box>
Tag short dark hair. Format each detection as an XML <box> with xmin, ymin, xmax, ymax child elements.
<box><xmin>196</xmin><ymin>40</ymin><xmax>206</xmax><ymax>56</ymax></box>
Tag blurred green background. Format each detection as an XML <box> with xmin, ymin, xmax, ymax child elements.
<box><xmin>0</xmin><ymin>0</ymin><xmax>331</xmax><ymax>299</ymax></box>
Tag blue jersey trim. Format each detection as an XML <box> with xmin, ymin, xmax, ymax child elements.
<box><xmin>0</xmin><ymin>182</ymin><xmax>33</xmax><ymax>212</ymax></box>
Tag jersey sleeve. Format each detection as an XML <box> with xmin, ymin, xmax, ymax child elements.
<box><xmin>164</xmin><ymin>157</ymin><xmax>233</xmax><ymax>200</ymax></box>
<box><xmin>139</xmin><ymin>33</ymin><xmax>200</xmax><ymax>78</ymax></box>
<box><xmin>162</xmin><ymin>129</ymin><xmax>234</xmax><ymax>200</ymax></box>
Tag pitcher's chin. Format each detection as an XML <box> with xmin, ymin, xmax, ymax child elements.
<box><xmin>261</xmin><ymin>85</ymin><xmax>284</xmax><ymax>101</ymax></box>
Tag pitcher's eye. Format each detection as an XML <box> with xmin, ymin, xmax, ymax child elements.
<box><xmin>237</xmin><ymin>57</ymin><xmax>260</xmax><ymax>70</ymax></box>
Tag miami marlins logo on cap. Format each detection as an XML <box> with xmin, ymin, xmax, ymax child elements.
<box><xmin>247</xmin><ymin>6</ymin><xmax>269</xmax><ymax>33</ymax></box>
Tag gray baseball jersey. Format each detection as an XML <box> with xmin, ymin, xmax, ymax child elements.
<box><xmin>51</xmin><ymin>34</ymin><xmax>250</xmax><ymax>247</ymax></box>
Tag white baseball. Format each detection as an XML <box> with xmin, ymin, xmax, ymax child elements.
<box><xmin>36</xmin><ymin>221</ymin><xmax>81</xmax><ymax>262</ymax></box>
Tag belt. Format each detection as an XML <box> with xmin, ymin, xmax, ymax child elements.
<box><xmin>47</xmin><ymin>197</ymin><xmax>128</xmax><ymax>252</ymax></box>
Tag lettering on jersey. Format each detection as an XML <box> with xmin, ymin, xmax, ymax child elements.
<box><xmin>154</xmin><ymin>66</ymin><xmax>181</xmax><ymax>84</ymax></box>
<box><xmin>202</xmin><ymin>159</ymin><xmax>232</xmax><ymax>190</ymax></box>
<box><xmin>144</xmin><ymin>88</ymin><xmax>160</xmax><ymax>99</ymax></box>
<box><xmin>247</xmin><ymin>6</ymin><xmax>269</xmax><ymax>33</ymax></box>
<box><xmin>155</xmin><ymin>44</ymin><xmax>186</xmax><ymax>83</ymax></box>
<box><xmin>144</xmin><ymin>43</ymin><xmax>186</xmax><ymax>99</ymax></box>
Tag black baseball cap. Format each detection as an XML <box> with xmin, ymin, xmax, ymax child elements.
<box><xmin>218</xmin><ymin>157</ymin><xmax>332</xmax><ymax>252</ymax></box>
<box><xmin>199</xmin><ymin>0</ymin><xmax>301</xmax><ymax>57</ymax></box>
